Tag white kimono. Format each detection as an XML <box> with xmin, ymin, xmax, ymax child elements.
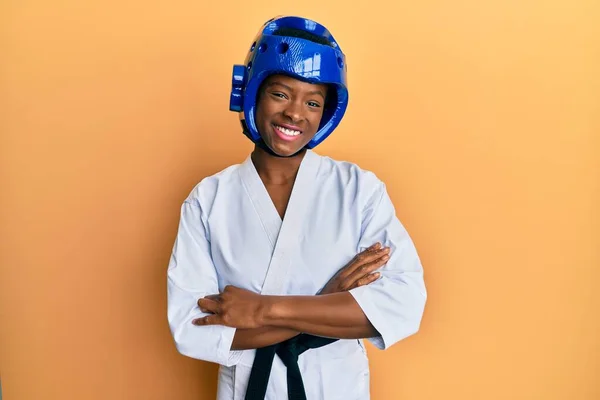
<box><xmin>167</xmin><ymin>150</ymin><xmax>427</xmax><ymax>400</ymax></box>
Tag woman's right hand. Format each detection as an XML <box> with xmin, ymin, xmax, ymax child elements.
<box><xmin>319</xmin><ymin>243</ymin><xmax>390</xmax><ymax>295</ymax></box>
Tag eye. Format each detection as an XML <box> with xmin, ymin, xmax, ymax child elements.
<box><xmin>307</xmin><ymin>101</ymin><xmax>322</xmax><ymax>108</ymax></box>
<box><xmin>270</xmin><ymin>92</ymin><xmax>287</xmax><ymax>99</ymax></box>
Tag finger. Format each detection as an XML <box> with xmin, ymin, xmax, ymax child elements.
<box><xmin>345</xmin><ymin>244</ymin><xmax>381</xmax><ymax>268</ymax></box>
<box><xmin>192</xmin><ymin>314</ymin><xmax>221</xmax><ymax>326</ymax></box>
<box><xmin>198</xmin><ymin>304</ymin><xmax>213</xmax><ymax>313</ymax></box>
<box><xmin>340</xmin><ymin>247</ymin><xmax>390</xmax><ymax>278</ymax></box>
<box><xmin>344</xmin><ymin>254</ymin><xmax>389</xmax><ymax>285</ymax></box>
<box><xmin>350</xmin><ymin>272</ymin><xmax>381</xmax><ymax>290</ymax></box>
<box><xmin>348</xmin><ymin>273</ymin><xmax>378</xmax><ymax>290</ymax></box>
<box><xmin>204</xmin><ymin>294</ymin><xmax>221</xmax><ymax>302</ymax></box>
<box><xmin>197</xmin><ymin>298</ymin><xmax>221</xmax><ymax>314</ymax></box>
<box><xmin>365</xmin><ymin>243</ymin><xmax>381</xmax><ymax>252</ymax></box>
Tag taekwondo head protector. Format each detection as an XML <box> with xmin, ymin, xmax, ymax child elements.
<box><xmin>229</xmin><ymin>15</ymin><xmax>349</xmax><ymax>154</ymax></box>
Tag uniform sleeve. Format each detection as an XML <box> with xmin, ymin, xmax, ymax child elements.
<box><xmin>348</xmin><ymin>181</ymin><xmax>427</xmax><ymax>350</ymax></box>
<box><xmin>167</xmin><ymin>200</ymin><xmax>244</xmax><ymax>366</ymax></box>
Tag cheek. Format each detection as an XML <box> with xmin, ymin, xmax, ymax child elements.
<box><xmin>255</xmin><ymin>111</ymin><xmax>271</xmax><ymax>136</ymax></box>
<box><xmin>255</xmin><ymin>95</ymin><xmax>268</xmax><ymax>119</ymax></box>
<box><xmin>256</xmin><ymin>102</ymin><xmax>276</xmax><ymax>125</ymax></box>
<box><xmin>309</xmin><ymin>111</ymin><xmax>325</xmax><ymax>130</ymax></box>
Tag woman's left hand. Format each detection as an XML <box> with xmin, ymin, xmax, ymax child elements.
<box><xmin>193</xmin><ymin>285</ymin><xmax>267</xmax><ymax>329</ymax></box>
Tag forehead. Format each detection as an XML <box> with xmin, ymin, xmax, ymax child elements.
<box><xmin>263</xmin><ymin>74</ymin><xmax>327</xmax><ymax>93</ymax></box>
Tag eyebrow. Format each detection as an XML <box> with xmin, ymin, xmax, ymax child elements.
<box><xmin>267</xmin><ymin>81</ymin><xmax>326</xmax><ymax>100</ymax></box>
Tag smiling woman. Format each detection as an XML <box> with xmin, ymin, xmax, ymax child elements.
<box><xmin>166</xmin><ymin>15</ymin><xmax>426</xmax><ymax>400</ymax></box>
<box><xmin>228</xmin><ymin>17</ymin><xmax>349</xmax><ymax>158</ymax></box>
<box><xmin>254</xmin><ymin>75</ymin><xmax>328</xmax><ymax>156</ymax></box>
<box><xmin>3</xmin><ymin>1</ymin><xmax>596</xmax><ymax>399</ymax></box>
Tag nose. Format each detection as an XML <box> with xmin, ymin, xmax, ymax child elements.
<box><xmin>282</xmin><ymin>99</ymin><xmax>303</xmax><ymax>123</ymax></box>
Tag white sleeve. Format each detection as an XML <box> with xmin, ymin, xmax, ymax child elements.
<box><xmin>349</xmin><ymin>181</ymin><xmax>427</xmax><ymax>350</ymax></box>
<box><xmin>167</xmin><ymin>200</ymin><xmax>243</xmax><ymax>366</ymax></box>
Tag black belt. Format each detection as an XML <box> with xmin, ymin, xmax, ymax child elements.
<box><xmin>244</xmin><ymin>334</ymin><xmax>338</xmax><ymax>400</ymax></box>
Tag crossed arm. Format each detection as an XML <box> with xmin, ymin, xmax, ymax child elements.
<box><xmin>193</xmin><ymin>243</ymin><xmax>390</xmax><ymax>350</ymax></box>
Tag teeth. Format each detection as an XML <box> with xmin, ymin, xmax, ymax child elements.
<box><xmin>276</xmin><ymin>125</ymin><xmax>301</xmax><ymax>136</ymax></box>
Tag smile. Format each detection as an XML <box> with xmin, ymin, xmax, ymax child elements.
<box><xmin>275</xmin><ymin>125</ymin><xmax>301</xmax><ymax>136</ymax></box>
<box><xmin>273</xmin><ymin>124</ymin><xmax>303</xmax><ymax>142</ymax></box>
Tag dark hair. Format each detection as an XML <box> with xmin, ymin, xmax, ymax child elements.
<box><xmin>272</xmin><ymin>27</ymin><xmax>334</xmax><ymax>47</ymax></box>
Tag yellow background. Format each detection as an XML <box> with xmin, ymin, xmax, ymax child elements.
<box><xmin>1</xmin><ymin>1</ymin><xmax>598</xmax><ymax>399</ymax></box>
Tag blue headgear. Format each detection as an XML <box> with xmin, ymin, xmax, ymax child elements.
<box><xmin>229</xmin><ymin>16</ymin><xmax>349</xmax><ymax>154</ymax></box>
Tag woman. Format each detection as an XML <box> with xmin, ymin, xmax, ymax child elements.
<box><xmin>167</xmin><ymin>15</ymin><xmax>427</xmax><ymax>400</ymax></box>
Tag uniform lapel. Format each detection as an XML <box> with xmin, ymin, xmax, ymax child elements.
<box><xmin>259</xmin><ymin>150</ymin><xmax>321</xmax><ymax>295</ymax></box>
<box><xmin>238</xmin><ymin>150</ymin><xmax>321</xmax><ymax>295</ymax></box>
<box><xmin>238</xmin><ymin>155</ymin><xmax>283</xmax><ymax>250</ymax></box>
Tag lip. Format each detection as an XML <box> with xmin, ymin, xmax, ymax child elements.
<box><xmin>272</xmin><ymin>124</ymin><xmax>303</xmax><ymax>142</ymax></box>
<box><xmin>277</xmin><ymin>123</ymin><xmax>302</xmax><ymax>132</ymax></box>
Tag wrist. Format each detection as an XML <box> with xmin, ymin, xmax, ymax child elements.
<box><xmin>260</xmin><ymin>295</ymin><xmax>287</xmax><ymax>327</ymax></box>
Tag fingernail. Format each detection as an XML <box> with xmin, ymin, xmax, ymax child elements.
<box><xmin>192</xmin><ymin>319</ymin><xmax>200</xmax><ymax>325</ymax></box>
<box><xmin>383</xmin><ymin>255</ymin><xmax>390</xmax><ymax>260</ymax></box>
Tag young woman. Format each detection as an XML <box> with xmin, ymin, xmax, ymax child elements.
<box><xmin>167</xmin><ymin>15</ymin><xmax>427</xmax><ymax>400</ymax></box>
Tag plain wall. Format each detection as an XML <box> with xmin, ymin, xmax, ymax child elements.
<box><xmin>1</xmin><ymin>0</ymin><xmax>599</xmax><ymax>399</ymax></box>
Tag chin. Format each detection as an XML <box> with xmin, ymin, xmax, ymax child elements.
<box><xmin>263</xmin><ymin>137</ymin><xmax>306</xmax><ymax>157</ymax></box>
<box><xmin>270</xmin><ymin>144</ymin><xmax>302</xmax><ymax>157</ymax></box>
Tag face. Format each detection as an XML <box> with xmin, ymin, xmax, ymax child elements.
<box><xmin>254</xmin><ymin>74</ymin><xmax>328</xmax><ymax>157</ymax></box>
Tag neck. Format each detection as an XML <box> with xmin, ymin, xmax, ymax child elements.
<box><xmin>251</xmin><ymin>145</ymin><xmax>307</xmax><ymax>184</ymax></box>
